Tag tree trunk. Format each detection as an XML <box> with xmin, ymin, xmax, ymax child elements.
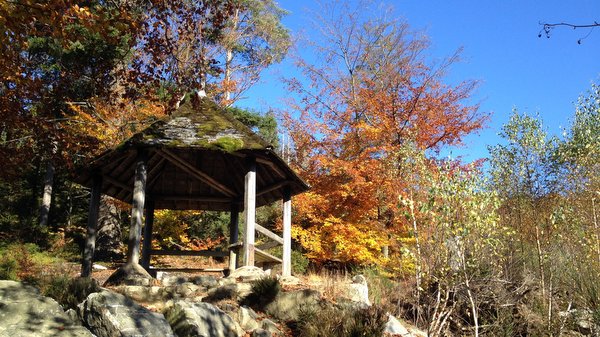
<box><xmin>592</xmin><ymin>197</ymin><xmax>599</xmax><ymax>265</ymax></box>
<box><xmin>39</xmin><ymin>162</ymin><xmax>54</xmax><ymax>228</ymax></box>
<box><xmin>409</xmin><ymin>192</ymin><xmax>423</xmax><ymax>324</ymax></box>
<box><xmin>126</xmin><ymin>152</ymin><xmax>147</xmax><ymax>265</ymax></box>
<box><xmin>224</xmin><ymin>8</ymin><xmax>240</xmax><ymax>103</ymax></box>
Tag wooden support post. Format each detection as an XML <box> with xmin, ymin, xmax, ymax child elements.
<box><xmin>81</xmin><ymin>174</ymin><xmax>102</xmax><ymax>277</ymax></box>
<box><xmin>141</xmin><ymin>198</ymin><xmax>155</xmax><ymax>270</ymax></box>
<box><xmin>229</xmin><ymin>203</ymin><xmax>240</xmax><ymax>271</ymax></box>
<box><xmin>282</xmin><ymin>186</ymin><xmax>292</xmax><ymax>277</ymax></box>
<box><xmin>126</xmin><ymin>150</ymin><xmax>147</xmax><ymax>265</ymax></box>
<box><xmin>243</xmin><ymin>157</ymin><xmax>256</xmax><ymax>267</ymax></box>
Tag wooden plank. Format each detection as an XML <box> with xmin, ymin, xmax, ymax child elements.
<box><xmin>81</xmin><ymin>174</ymin><xmax>102</xmax><ymax>277</ymax></box>
<box><xmin>159</xmin><ymin>149</ymin><xmax>236</xmax><ymax>197</ymax></box>
<box><xmin>255</xmin><ymin>248</ymin><xmax>282</xmax><ymax>264</ymax></box>
<box><xmin>149</xmin><ymin>268</ymin><xmax>226</xmax><ymax>273</ymax></box>
<box><xmin>150</xmin><ymin>249</ymin><xmax>229</xmax><ymax>257</ymax></box>
<box><xmin>153</xmin><ymin>195</ymin><xmax>232</xmax><ymax>203</ymax></box>
<box><xmin>228</xmin><ymin>242</ymin><xmax>243</xmax><ymax>249</ymax></box>
<box><xmin>255</xmin><ymin>223</ymin><xmax>283</xmax><ymax>245</ymax></box>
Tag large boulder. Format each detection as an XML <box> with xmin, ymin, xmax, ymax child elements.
<box><xmin>78</xmin><ymin>290</ymin><xmax>174</xmax><ymax>337</ymax></box>
<box><xmin>164</xmin><ymin>301</ymin><xmax>242</xmax><ymax>337</ymax></box>
<box><xmin>385</xmin><ymin>314</ymin><xmax>413</xmax><ymax>336</ymax></box>
<box><xmin>347</xmin><ymin>274</ymin><xmax>371</xmax><ymax>306</ymax></box>
<box><xmin>104</xmin><ymin>262</ymin><xmax>154</xmax><ymax>286</ymax></box>
<box><xmin>235</xmin><ymin>306</ymin><xmax>260</xmax><ymax>331</ymax></box>
<box><xmin>0</xmin><ymin>280</ymin><xmax>94</xmax><ymax>337</ymax></box>
<box><xmin>227</xmin><ymin>266</ymin><xmax>268</xmax><ymax>282</ymax></box>
<box><xmin>264</xmin><ymin>289</ymin><xmax>321</xmax><ymax>322</ymax></box>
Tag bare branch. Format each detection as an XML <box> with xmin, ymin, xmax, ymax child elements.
<box><xmin>539</xmin><ymin>21</ymin><xmax>599</xmax><ymax>44</ymax></box>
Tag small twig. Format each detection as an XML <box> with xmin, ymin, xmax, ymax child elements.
<box><xmin>539</xmin><ymin>21</ymin><xmax>599</xmax><ymax>44</ymax></box>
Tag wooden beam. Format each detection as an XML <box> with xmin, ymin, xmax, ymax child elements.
<box><xmin>243</xmin><ymin>157</ymin><xmax>256</xmax><ymax>266</ymax></box>
<box><xmin>158</xmin><ymin>148</ymin><xmax>236</xmax><ymax>197</ymax></box>
<box><xmin>282</xmin><ymin>186</ymin><xmax>292</xmax><ymax>277</ymax></box>
<box><xmin>81</xmin><ymin>174</ymin><xmax>102</xmax><ymax>277</ymax></box>
<box><xmin>146</xmin><ymin>157</ymin><xmax>166</xmax><ymax>190</ymax></box>
<box><xmin>257</xmin><ymin>180</ymin><xmax>289</xmax><ymax>197</ymax></box>
<box><xmin>149</xmin><ymin>267</ymin><xmax>226</xmax><ymax>273</ymax></box>
<box><xmin>256</xmin><ymin>157</ymin><xmax>286</xmax><ymax>178</ymax></box>
<box><xmin>141</xmin><ymin>198</ymin><xmax>155</xmax><ymax>270</ymax></box>
<box><xmin>229</xmin><ymin>203</ymin><xmax>240</xmax><ymax>271</ymax></box>
<box><xmin>255</xmin><ymin>248</ymin><xmax>282</xmax><ymax>264</ymax></box>
<box><xmin>152</xmin><ymin>195</ymin><xmax>233</xmax><ymax>203</ymax></box>
<box><xmin>111</xmin><ymin>152</ymin><xmax>136</xmax><ymax>177</ymax></box>
<box><xmin>149</xmin><ymin>249</ymin><xmax>229</xmax><ymax>257</ymax></box>
<box><xmin>102</xmin><ymin>152</ymin><xmax>131</xmax><ymax>173</ymax></box>
<box><xmin>103</xmin><ymin>175</ymin><xmax>132</xmax><ymax>192</ymax></box>
<box><xmin>255</xmin><ymin>223</ymin><xmax>283</xmax><ymax>245</ymax></box>
<box><xmin>126</xmin><ymin>150</ymin><xmax>147</xmax><ymax>265</ymax></box>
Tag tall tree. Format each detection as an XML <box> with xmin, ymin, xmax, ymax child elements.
<box><xmin>488</xmin><ymin>110</ymin><xmax>559</xmax><ymax>328</ymax></box>
<box><xmin>556</xmin><ymin>84</ymin><xmax>600</xmax><ymax>264</ymax></box>
<box><xmin>218</xmin><ymin>0</ymin><xmax>290</xmax><ymax>104</ymax></box>
<box><xmin>285</xmin><ymin>2</ymin><xmax>487</xmax><ymax>266</ymax></box>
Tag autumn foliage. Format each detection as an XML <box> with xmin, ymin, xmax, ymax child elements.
<box><xmin>285</xmin><ymin>4</ymin><xmax>488</xmax><ymax>267</ymax></box>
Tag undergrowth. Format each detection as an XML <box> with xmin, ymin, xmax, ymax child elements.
<box><xmin>242</xmin><ymin>275</ymin><xmax>281</xmax><ymax>309</ymax></box>
<box><xmin>43</xmin><ymin>276</ymin><xmax>100</xmax><ymax>310</ymax></box>
<box><xmin>295</xmin><ymin>303</ymin><xmax>388</xmax><ymax>337</ymax></box>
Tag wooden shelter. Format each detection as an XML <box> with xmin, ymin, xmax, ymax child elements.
<box><xmin>75</xmin><ymin>93</ymin><xmax>309</xmax><ymax>278</ymax></box>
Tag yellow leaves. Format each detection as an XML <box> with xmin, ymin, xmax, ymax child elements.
<box><xmin>293</xmin><ymin>215</ymin><xmax>388</xmax><ymax>265</ymax></box>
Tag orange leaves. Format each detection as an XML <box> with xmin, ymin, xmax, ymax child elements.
<box><xmin>283</xmin><ymin>6</ymin><xmax>487</xmax><ymax>268</ymax></box>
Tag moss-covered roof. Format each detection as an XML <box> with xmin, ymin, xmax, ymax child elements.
<box><xmin>74</xmin><ymin>94</ymin><xmax>309</xmax><ymax>211</ymax></box>
<box><xmin>127</xmin><ymin>95</ymin><xmax>272</xmax><ymax>151</ymax></box>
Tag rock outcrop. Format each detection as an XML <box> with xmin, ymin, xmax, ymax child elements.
<box><xmin>347</xmin><ymin>274</ymin><xmax>371</xmax><ymax>306</ymax></box>
<box><xmin>0</xmin><ymin>280</ymin><xmax>94</xmax><ymax>337</ymax></box>
<box><xmin>164</xmin><ymin>300</ymin><xmax>242</xmax><ymax>337</ymax></box>
<box><xmin>104</xmin><ymin>262</ymin><xmax>154</xmax><ymax>286</ymax></box>
<box><xmin>78</xmin><ymin>290</ymin><xmax>175</xmax><ymax>337</ymax></box>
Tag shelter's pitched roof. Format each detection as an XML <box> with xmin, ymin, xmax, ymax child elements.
<box><xmin>74</xmin><ymin>95</ymin><xmax>309</xmax><ymax>211</ymax></box>
<box><xmin>127</xmin><ymin>96</ymin><xmax>271</xmax><ymax>152</ymax></box>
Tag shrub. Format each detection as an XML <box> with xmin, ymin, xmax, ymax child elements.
<box><xmin>291</xmin><ymin>250</ymin><xmax>310</xmax><ymax>275</ymax></box>
<box><xmin>0</xmin><ymin>255</ymin><xmax>18</xmax><ymax>280</ymax></box>
<box><xmin>295</xmin><ymin>303</ymin><xmax>387</xmax><ymax>337</ymax></box>
<box><xmin>243</xmin><ymin>276</ymin><xmax>281</xmax><ymax>308</ymax></box>
<box><xmin>44</xmin><ymin>276</ymin><xmax>100</xmax><ymax>310</ymax></box>
<box><xmin>0</xmin><ymin>242</ymin><xmax>65</xmax><ymax>282</ymax></box>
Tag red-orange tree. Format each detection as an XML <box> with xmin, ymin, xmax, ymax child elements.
<box><xmin>285</xmin><ymin>3</ymin><xmax>488</xmax><ymax>266</ymax></box>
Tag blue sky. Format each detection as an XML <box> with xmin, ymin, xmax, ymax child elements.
<box><xmin>235</xmin><ymin>0</ymin><xmax>600</xmax><ymax>162</ymax></box>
